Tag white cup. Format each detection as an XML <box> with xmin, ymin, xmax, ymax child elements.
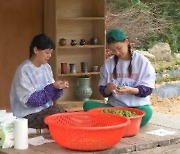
<box><xmin>14</xmin><ymin>118</ymin><xmax>28</xmax><ymax>150</ymax></box>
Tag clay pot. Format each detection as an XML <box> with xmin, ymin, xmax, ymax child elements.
<box><xmin>80</xmin><ymin>39</ymin><xmax>86</xmax><ymax>45</ymax></box>
<box><xmin>90</xmin><ymin>37</ymin><xmax>98</xmax><ymax>45</ymax></box>
<box><xmin>71</xmin><ymin>40</ymin><xmax>77</xmax><ymax>46</ymax></box>
<box><xmin>91</xmin><ymin>65</ymin><xmax>99</xmax><ymax>72</ymax></box>
<box><xmin>59</xmin><ymin>38</ymin><xmax>67</xmax><ymax>46</ymax></box>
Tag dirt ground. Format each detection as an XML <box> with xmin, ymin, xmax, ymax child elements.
<box><xmin>151</xmin><ymin>94</ymin><xmax>180</xmax><ymax>115</ymax></box>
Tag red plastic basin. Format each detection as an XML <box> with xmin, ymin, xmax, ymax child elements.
<box><xmin>88</xmin><ymin>107</ymin><xmax>145</xmax><ymax>137</ymax></box>
<box><xmin>44</xmin><ymin>112</ymin><xmax>130</xmax><ymax>151</ymax></box>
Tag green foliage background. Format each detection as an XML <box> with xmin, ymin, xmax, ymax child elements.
<box><xmin>106</xmin><ymin>0</ymin><xmax>180</xmax><ymax>53</ymax></box>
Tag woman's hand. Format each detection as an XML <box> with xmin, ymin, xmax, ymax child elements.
<box><xmin>53</xmin><ymin>80</ymin><xmax>69</xmax><ymax>89</ymax></box>
<box><xmin>104</xmin><ymin>82</ymin><xmax>117</xmax><ymax>95</ymax></box>
<box><xmin>116</xmin><ymin>86</ymin><xmax>139</xmax><ymax>95</ymax></box>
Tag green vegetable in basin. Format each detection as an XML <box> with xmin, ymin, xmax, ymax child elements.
<box><xmin>103</xmin><ymin>109</ymin><xmax>137</xmax><ymax>117</ymax></box>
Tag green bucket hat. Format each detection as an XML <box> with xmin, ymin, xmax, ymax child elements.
<box><xmin>106</xmin><ymin>28</ymin><xmax>128</xmax><ymax>45</ymax></box>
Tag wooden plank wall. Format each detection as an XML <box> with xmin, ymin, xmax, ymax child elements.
<box><xmin>0</xmin><ymin>0</ymin><xmax>44</xmax><ymax>111</ymax></box>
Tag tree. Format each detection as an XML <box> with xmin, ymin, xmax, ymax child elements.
<box><xmin>106</xmin><ymin>0</ymin><xmax>180</xmax><ymax>53</ymax></box>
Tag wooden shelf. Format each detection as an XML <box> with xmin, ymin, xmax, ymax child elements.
<box><xmin>58</xmin><ymin>17</ymin><xmax>105</xmax><ymax>21</ymax></box>
<box><xmin>44</xmin><ymin>0</ymin><xmax>105</xmax><ymax>102</ymax></box>
<box><xmin>58</xmin><ymin>72</ymin><xmax>100</xmax><ymax>77</ymax></box>
<box><xmin>57</xmin><ymin>99</ymin><xmax>105</xmax><ymax>105</ymax></box>
<box><xmin>58</xmin><ymin>45</ymin><xmax>104</xmax><ymax>49</ymax></box>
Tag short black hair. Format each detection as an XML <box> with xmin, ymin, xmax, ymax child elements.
<box><xmin>29</xmin><ymin>34</ymin><xmax>55</xmax><ymax>58</ymax></box>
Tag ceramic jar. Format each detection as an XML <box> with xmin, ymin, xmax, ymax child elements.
<box><xmin>69</xmin><ymin>63</ymin><xmax>76</xmax><ymax>73</ymax></box>
<box><xmin>81</xmin><ymin>62</ymin><xmax>88</xmax><ymax>73</ymax></box>
<box><xmin>61</xmin><ymin>63</ymin><xmax>68</xmax><ymax>74</ymax></box>
<box><xmin>75</xmin><ymin>77</ymin><xmax>92</xmax><ymax>101</ymax></box>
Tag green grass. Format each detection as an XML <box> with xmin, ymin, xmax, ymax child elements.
<box><xmin>151</xmin><ymin>58</ymin><xmax>180</xmax><ymax>74</ymax></box>
<box><xmin>150</xmin><ymin>57</ymin><xmax>180</xmax><ymax>83</ymax></box>
<box><xmin>155</xmin><ymin>75</ymin><xmax>180</xmax><ymax>84</ymax></box>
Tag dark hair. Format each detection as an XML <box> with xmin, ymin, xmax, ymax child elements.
<box><xmin>113</xmin><ymin>41</ymin><xmax>133</xmax><ymax>79</ymax></box>
<box><xmin>29</xmin><ymin>34</ymin><xmax>55</xmax><ymax>58</ymax></box>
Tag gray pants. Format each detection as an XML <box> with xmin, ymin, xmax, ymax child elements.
<box><xmin>24</xmin><ymin>104</ymin><xmax>65</xmax><ymax>129</ymax></box>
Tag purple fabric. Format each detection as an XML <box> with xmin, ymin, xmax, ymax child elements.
<box><xmin>135</xmin><ymin>85</ymin><xmax>153</xmax><ymax>97</ymax></box>
<box><xmin>99</xmin><ymin>86</ymin><xmax>112</xmax><ymax>97</ymax></box>
<box><xmin>27</xmin><ymin>84</ymin><xmax>63</xmax><ymax>107</ymax></box>
<box><xmin>52</xmin><ymin>88</ymin><xmax>63</xmax><ymax>101</ymax></box>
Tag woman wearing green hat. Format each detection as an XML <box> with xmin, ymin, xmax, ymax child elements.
<box><xmin>83</xmin><ymin>28</ymin><xmax>156</xmax><ymax>126</ymax></box>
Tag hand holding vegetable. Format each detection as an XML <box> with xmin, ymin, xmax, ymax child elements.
<box><xmin>116</xmin><ymin>86</ymin><xmax>139</xmax><ymax>95</ymax></box>
<box><xmin>53</xmin><ymin>80</ymin><xmax>69</xmax><ymax>89</ymax></box>
<box><xmin>116</xmin><ymin>86</ymin><xmax>132</xmax><ymax>94</ymax></box>
<box><xmin>104</xmin><ymin>82</ymin><xmax>117</xmax><ymax>95</ymax></box>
